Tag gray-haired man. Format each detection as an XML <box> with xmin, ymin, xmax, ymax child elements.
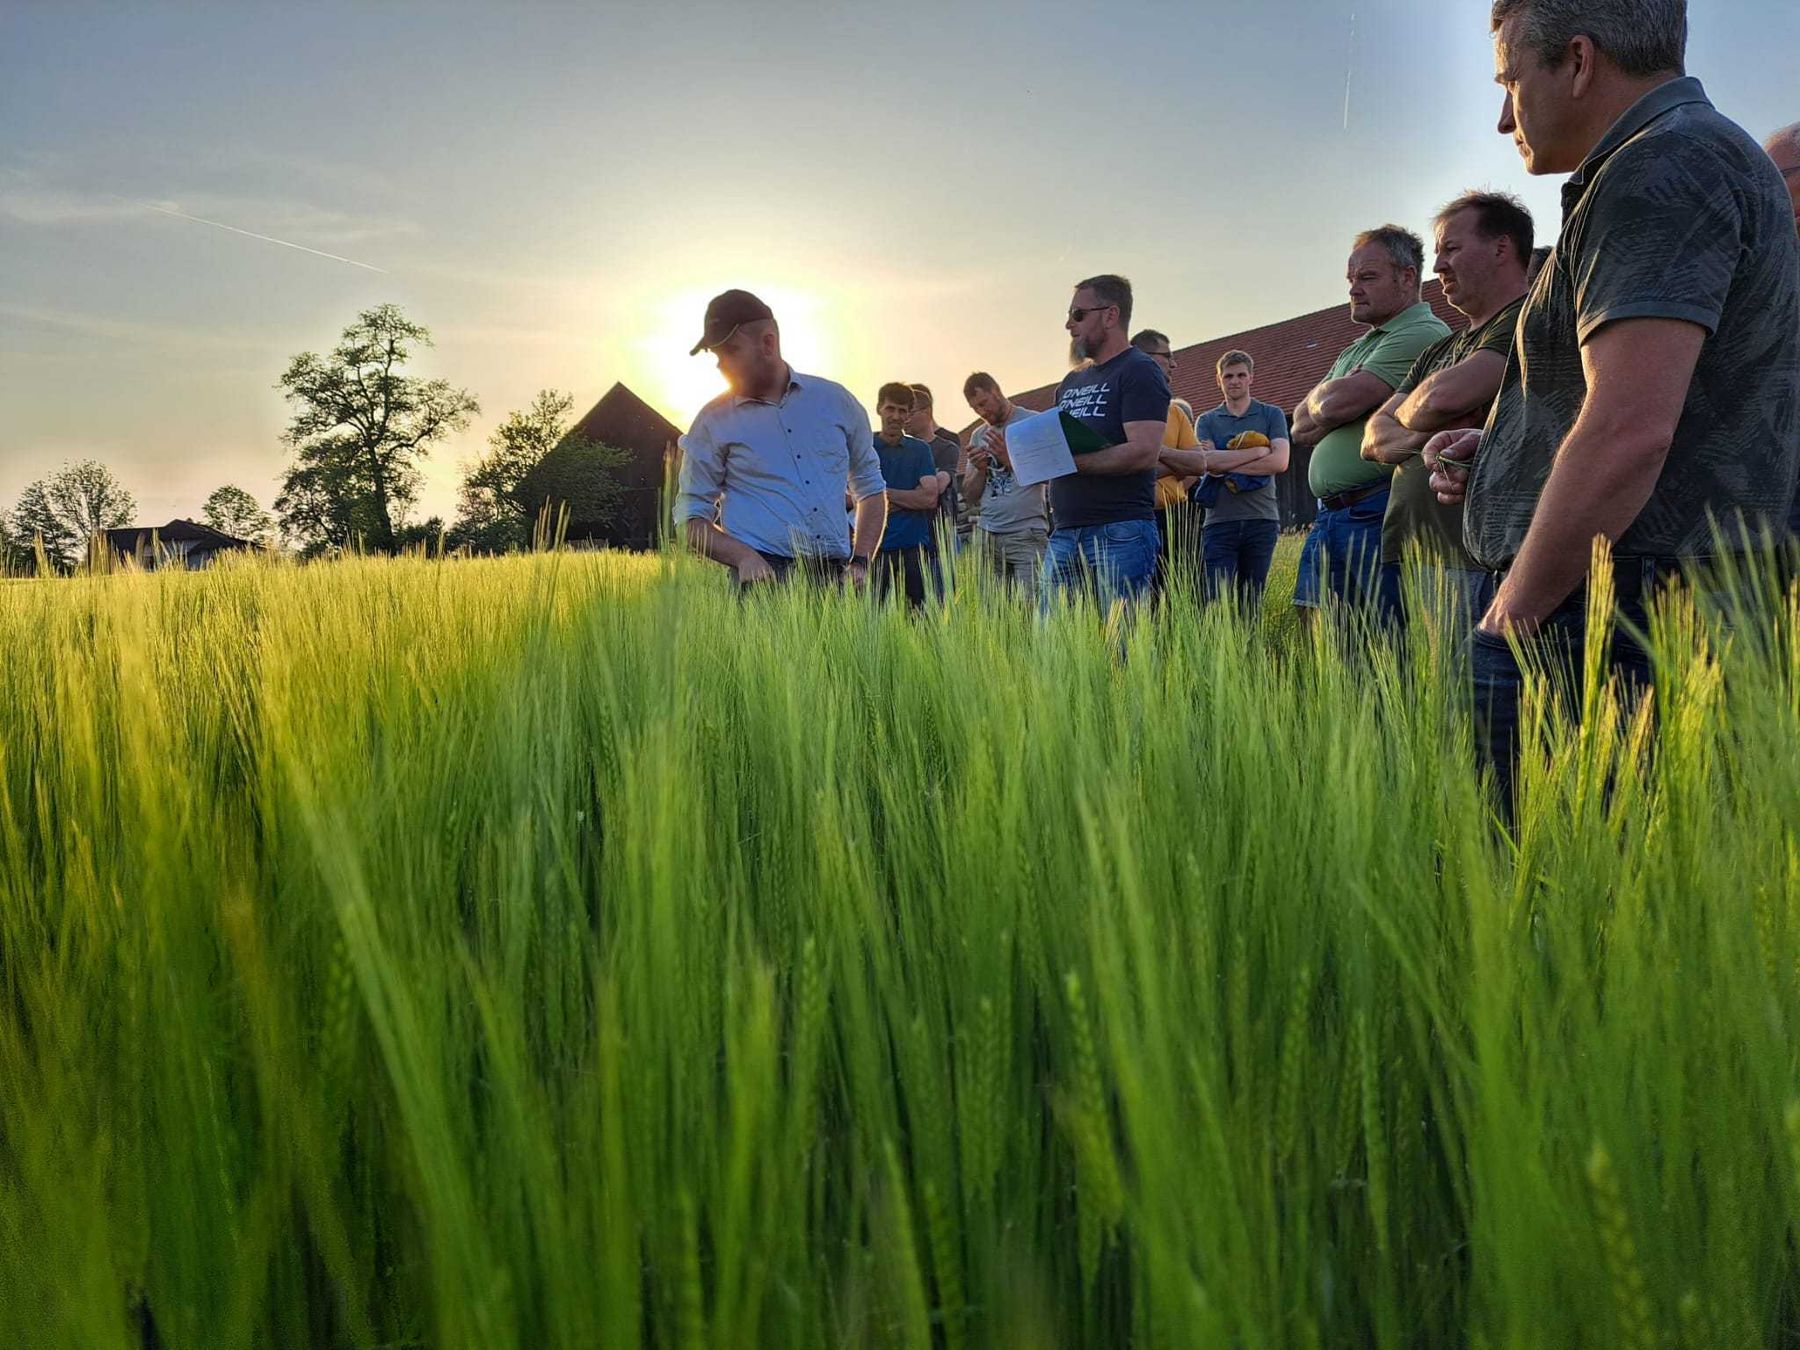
<box><xmin>1427</xmin><ymin>0</ymin><xmax>1800</xmax><ymax>806</ymax></box>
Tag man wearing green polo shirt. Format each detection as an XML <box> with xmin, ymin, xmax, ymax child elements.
<box><xmin>1290</xmin><ymin>227</ymin><xmax>1451</xmax><ymax>622</ymax></box>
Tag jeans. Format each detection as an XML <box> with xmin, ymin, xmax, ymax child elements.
<box><xmin>1202</xmin><ymin>518</ymin><xmax>1280</xmax><ymax>609</ymax></box>
<box><xmin>1293</xmin><ymin>488</ymin><xmax>1390</xmax><ymax>615</ymax></box>
<box><xmin>873</xmin><ymin>544</ymin><xmax>939</xmax><ymax>609</ymax></box>
<box><xmin>1043</xmin><ymin>518</ymin><xmax>1160</xmax><ymax>613</ymax></box>
<box><xmin>1469</xmin><ymin>558</ymin><xmax>1669</xmax><ymax>813</ymax></box>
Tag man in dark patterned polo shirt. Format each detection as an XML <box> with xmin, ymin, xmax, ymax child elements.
<box><xmin>1427</xmin><ymin>0</ymin><xmax>1800</xmax><ymax>807</ymax></box>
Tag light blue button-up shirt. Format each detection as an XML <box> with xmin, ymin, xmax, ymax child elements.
<box><xmin>676</xmin><ymin>369</ymin><xmax>887</xmax><ymax>560</ymax></box>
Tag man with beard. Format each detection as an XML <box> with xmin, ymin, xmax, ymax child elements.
<box><xmin>962</xmin><ymin>372</ymin><xmax>1050</xmax><ymax>598</ymax></box>
<box><xmin>677</xmin><ymin>289</ymin><xmax>888</xmax><ymax>586</ymax></box>
<box><xmin>1427</xmin><ymin>0</ymin><xmax>1800</xmax><ymax>807</ymax></box>
<box><xmin>1362</xmin><ymin>191</ymin><xmax>1532</xmax><ymax>633</ymax></box>
<box><xmin>1037</xmin><ymin>275</ymin><xmax>1169</xmax><ymax>608</ymax></box>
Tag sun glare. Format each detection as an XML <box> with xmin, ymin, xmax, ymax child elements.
<box><xmin>632</xmin><ymin>285</ymin><xmax>838</xmax><ymax>431</ymax></box>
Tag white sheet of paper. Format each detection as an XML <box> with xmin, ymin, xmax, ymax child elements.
<box><xmin>1003</xmin><ymin>408</ymin><xmax>1077</xmax><ymax>487</ymax></box>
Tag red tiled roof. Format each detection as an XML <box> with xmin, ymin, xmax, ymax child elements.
<box><xmin>961</xmin><ymin>280</ymin><xmax>1461</xmax><ymax>440</ymax></box>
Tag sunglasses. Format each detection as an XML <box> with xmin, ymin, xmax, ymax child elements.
<box><xmin>1067</xmin><ymin>303</ymin><xmax>1118</xmax><ymax>322</ymax></box>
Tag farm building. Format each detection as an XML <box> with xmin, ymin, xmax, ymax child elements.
<box><xmin>105</xmin><ymin>519</ymin><xmax>258</xmax><ymax>570</ymax></box>
<box><xmin>963</xmin><ymin>280</ymin><xmax>1462</xmax><ymax>528</ymax></box>
<box><xmin>532</xmin><ymin>382</ymin><xmax>681</xmax><ymax>551</ymax></box>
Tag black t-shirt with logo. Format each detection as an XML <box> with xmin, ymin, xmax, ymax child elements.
<box><xmin>1052</xmin><ymin>347</ymin><xmax>1171</xmax><ymax>528</ymax></box>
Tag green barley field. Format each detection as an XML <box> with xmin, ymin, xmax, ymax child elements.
<box><xmin>3</xmin><ymin>536</ymin><xmax>1799</xmax><ymax>1349</ymax></box>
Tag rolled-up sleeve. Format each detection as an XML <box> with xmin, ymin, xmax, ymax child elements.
<box><xmin>674</xmin><ymin>417</ymin><xmax>723</xmax><ymax>524</ymax></box>
<box><xmin>845</xmin><ymin>397</ymin><xmax>886</xmax><ymax>501</ymax></box>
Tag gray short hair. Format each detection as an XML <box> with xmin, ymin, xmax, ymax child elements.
<box><xmin>1353</xmin><ymin>225</ymin><xmax>1426</xmax><ymax>278</ymax></box>
<box><xmin>1217</xmin><ymin>350</ymin><xmax>1254</xmax><ymax>374</ymax></box>
<box><xmin>1490</xmin><ymin>0</ymin><xmax>1686</xmax><ymax>78</ymax></box>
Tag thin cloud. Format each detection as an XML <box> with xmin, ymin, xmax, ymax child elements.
<box><xmin>112</xmin><ymin>196</ymin><xmax>389</xmax><ymax>273</ymax></box>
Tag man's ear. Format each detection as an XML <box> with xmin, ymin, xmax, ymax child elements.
<box><xmin>1567</xmin><ymin>35</ymin><xmax>1598</xmax><ymax>99</ymax></box>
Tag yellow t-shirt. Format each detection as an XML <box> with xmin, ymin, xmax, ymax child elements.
<box><xmin>1157</xmin><ymin>403</ymin><xmax>1200</xmax><ymax>510</ymax></box>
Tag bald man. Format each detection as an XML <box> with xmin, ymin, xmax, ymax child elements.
<box><xmin>1767</xmin><ymin>123</ymin><xmax>1800</xmax><ymax>237</ymax></box>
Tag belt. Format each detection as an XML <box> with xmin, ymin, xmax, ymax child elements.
<box><xmin>1318</xmin><ymin>483</ymin><xmax>1387</xmax><ymax>512</ymax></box>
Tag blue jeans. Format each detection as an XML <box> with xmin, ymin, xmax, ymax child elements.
<box><xmin>1469</xmin><ymin>560</ymin><xmax>1666</xmax><ymax>814</ymax></box>
<box><xmin>1202</xmin><ymin>518</ymin><xmax>1280</xmax><ymax>609</ymax></box>
<box><xmin>1043</xmin><ymin>518</ymin><xmax>1160</xmax><ymax>612</ymax></box>
<box><xmin>1294</xmin><ymin>488</ymin><xmax>1390</xmax><ymax>615</ymax></box>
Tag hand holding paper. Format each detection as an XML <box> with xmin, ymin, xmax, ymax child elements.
<box><xmin>1003</xmin><ymin>409</ymin><xmax>1110</xmax><ymax>486</ymax></box>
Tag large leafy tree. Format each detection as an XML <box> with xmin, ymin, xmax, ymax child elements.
<box><xmin>10</xmin><ymin>460</ymin><xmax>136</xmax><ymax>570</ymax></box>
<box><xmin>274</xmin><ymin>304</ymin><xmax>478</xmax><ymax>556</ymax></box>
<box><xmin>451</xmin><ymin>389</ymin><xmax>630</xmax><ymax>552</ymax></box>
<box><xmin>452</xmin><ymin>389</ymin><xmax>576</xmax><ymax>553</ymax></box>
<box><xmin>200</xmin><ymin>484</ymin><xmax>275</xmax><ymax>547</ymax></box>
<box><xmin>514</xmin><ymin>435</ymin><xmax>631</xmax><ymax>543</ymax></box>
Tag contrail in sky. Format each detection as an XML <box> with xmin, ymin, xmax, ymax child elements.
<box><xmin>1343</xmin><ymin>10</ymin><xmax>1357</xmax><ymax>131</ymax></box>
<box><xmin>111</xmin><ymin>195</ymin><xmax>388</xmax><ymax>273</ymax></box>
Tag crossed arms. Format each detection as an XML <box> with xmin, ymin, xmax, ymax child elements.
<box><xmin>1290</xmin><ymin>369</ymin><xmax>1395</xmax><ymax>448</ymax></box>
<box><xmin>1361</xmin><ymin>350</ymin><xmax>1508</xmax><ymax>465</ymax></box>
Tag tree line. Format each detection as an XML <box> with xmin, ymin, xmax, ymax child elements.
<box><xmin>3</xmin><ymin>304</ymin><xmax>631</xmax><ymax>572</ymax></box>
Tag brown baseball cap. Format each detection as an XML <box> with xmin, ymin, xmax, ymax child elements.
<box><xmin>689</xmin><ymin>289</ymin><xmax>774</xmax><ymax>355</ymax></box>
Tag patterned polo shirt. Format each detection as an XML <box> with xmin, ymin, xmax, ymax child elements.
<box><xmin>1465</xmin><ymin>78</ymin><xmax>1800</xmax><ymax>569</ymax></box>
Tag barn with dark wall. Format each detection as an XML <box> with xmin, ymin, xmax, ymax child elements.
<box><xmin>539</xmin><ymin>382</ymin><xmax>681</xmax><ymax>551</ymax></box>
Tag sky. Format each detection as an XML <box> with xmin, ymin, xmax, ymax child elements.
<box><xmin>3</xmin><ymin>0</ymin><xmax>1797</xmax><ymax>529</ymax></box>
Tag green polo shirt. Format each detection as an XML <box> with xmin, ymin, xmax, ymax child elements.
<box><xmin>1306</xmin><ymin>301</ymin><xmax>1452</xmax><ymax>499</ymax></box>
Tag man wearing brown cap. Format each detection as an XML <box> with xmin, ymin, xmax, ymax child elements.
<box><xmin>676</xmin><ymin>290</ymin><xmax>889</xmax><ymax>586</ymax></box>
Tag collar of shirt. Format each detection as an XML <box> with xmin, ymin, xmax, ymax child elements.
<box><xmin>1562</xmin><ymin>76</ymin><xmax>1711</xmax><ymax>217</ymax></box>
<box><xmin>1371</xmin><ymin>301</ymin><xmax>1437</xmax><ymax>336</ymax></box>
<box><xmin>729</xmin><ymin>365</ymin><xmax>805</xmax><ymax>409</ymax></box>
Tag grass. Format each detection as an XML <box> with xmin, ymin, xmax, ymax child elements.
<box><xmin>1</xmin><ymin>539</ymin><xmax>1798</xmax><ymax>1348</ymax></box>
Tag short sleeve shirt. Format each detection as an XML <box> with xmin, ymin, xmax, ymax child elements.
<box><xmin>1380</xmin><ymin>297</ymin><xmax>1522</xmax><ymax>566</ymax></box>
<box><xmin>1194</xmin><ymin>400</ymin><xmax>1290</xmax><ymax>524</ymax></box>
<box><xmin>971</xmin><ymin>404</ymin><xmax>1050</xmax><ymax>535</ymax></box>
<box><xmin>1307</xmin><ymin>302</ymin><xmax>1452</xmax><ymax>499</ymax></box>
<box><xmin>875</xmin><ymin>434</ymin><xmax>940</xmax><ymax>552</ymax></box>
<box><xmin>1052</xmin><ymin>346</ymin><xmax>1171</xmax><ymax>528</ymax></box>
<box><xmin>1465</xmin><ymin>78</ymin><xmax>1800</xmax><ymax>569</ymax></box>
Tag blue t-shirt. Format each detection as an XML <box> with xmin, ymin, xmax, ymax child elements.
<box><xmin>1052</xmin><ymin>347</ymin><xmax>1170</xmax><ymax>528</ymax></box>
<box><xmin>875</xmin><ymin>434</ymin><xmax>939</xmax><ymax>551</ymax></box>
<box><xmin>1192</xmin><ymin>400</ymin><xmax>1289</xmax><ymax>525</ymax></box>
